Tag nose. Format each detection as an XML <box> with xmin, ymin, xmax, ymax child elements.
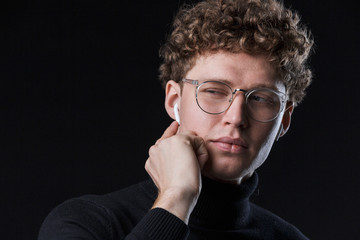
<box><xmin>222</xmin><ymin>91</ymin><xmax>249</xmax><ymax>128</ymax></box>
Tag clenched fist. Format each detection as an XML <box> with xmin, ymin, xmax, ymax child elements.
<box><xmin>145</xmin><ymin>121</ymin><xmax>208</xmax><ymax>223</ymax></box>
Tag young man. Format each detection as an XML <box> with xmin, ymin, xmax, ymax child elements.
<box><xmin>39</xmin><ymin>0</ymin><xmax>313</xmax><ymax>239</ymax></box>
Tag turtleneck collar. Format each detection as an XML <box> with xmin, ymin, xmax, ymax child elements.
<box><xmin>189</xmin><ymin>172</ymin><xmax>258</xmax><ymax>230</ymax></box>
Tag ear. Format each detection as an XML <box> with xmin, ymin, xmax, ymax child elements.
<box><xmin>164</xmin><ymin>80</ymin><xmax>181</xmax><ymax>121</ymax></box>
<box><xmin>279</xmin><ymin>101</ymin><xmax>294</xmax><ymax>138</ymax></box>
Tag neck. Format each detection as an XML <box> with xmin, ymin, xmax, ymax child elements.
<box><xmin>189</xmin><ymin>172</ymin><xmax>258</xmax><ymax>230</ymax></box>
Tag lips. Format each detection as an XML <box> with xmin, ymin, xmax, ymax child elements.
<box><xmin>210</xmin><ymin>137</ymin><xmax>248</xmax><ymax>154</ymax></box>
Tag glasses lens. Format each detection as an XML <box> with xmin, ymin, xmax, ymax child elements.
<box><xmin>195</xmin><ymin>81</ymin><xmax>284</xmax><ymax>122</ymax></box>
<box><xmin>246</xmin><ymin>89</ymin><xmax>282</xmax><ymax>122</ymax></box>
<box><xmin>196</xmin><ymin>81</ymin><xmax>232</xmax><ymax>114</ymax></box>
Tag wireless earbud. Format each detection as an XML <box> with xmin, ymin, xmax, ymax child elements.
<box><xmin>174</xmin><ymin>103</ymin><xmax>180</xmax><ymax>124</ymax></box>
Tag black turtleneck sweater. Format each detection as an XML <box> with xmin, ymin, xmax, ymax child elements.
<box><xmin>38</xmin><ymin>173</ymin><xmax>308</xmax><ymax>240</ymax></box>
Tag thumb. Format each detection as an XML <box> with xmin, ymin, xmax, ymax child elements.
<box><xmin>156</xmin><ymin>121</ymin><xmax>179</xmax><ymax>144</ymax></box>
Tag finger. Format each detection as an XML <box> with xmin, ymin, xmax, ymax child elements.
<box><xmin>144</xmin><ymin>158</ymin><xmax>160</xmax><ymax>190</ymax></box>
<box><xmin>157</xmin><ymin>121</ymin><xmax>179</xmax><ymax>143</ymax></box>
<box><xmin>189</xmin><ymin>136</ymin><xmax>208</xmax><ymax>170</ymax></box>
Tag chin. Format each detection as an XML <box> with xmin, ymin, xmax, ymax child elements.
<box><xmin>201</xmin><ymin>158</ymin><xmax>251</xmax><ymax>184</ymax></box>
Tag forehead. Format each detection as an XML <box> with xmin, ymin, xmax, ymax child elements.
<box><xmin>185</xmin><ymin>51</ymin><xmax>284</xmax><ymax>91</ymax></box>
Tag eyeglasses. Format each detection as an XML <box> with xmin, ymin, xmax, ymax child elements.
<box><xmin>182</xmin><ymin>78</ymin><xmax>287</xmax><ymax>123</ymax></box>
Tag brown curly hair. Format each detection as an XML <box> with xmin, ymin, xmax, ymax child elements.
<box><xmin>159</xmin><ymin>0</ymin><xmax>314</xmax><ymax>105</ymax></box>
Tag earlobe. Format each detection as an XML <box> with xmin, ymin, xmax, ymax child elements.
<box><xmin>164</xmin><ymin>80</ymin><xmax>181</xmax><ymax>121</ymax></box>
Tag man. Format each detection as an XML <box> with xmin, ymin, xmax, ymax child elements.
<box><xmin>39</xmin><ymin>0</ymin><xmax>313</xmax><ymax>239</ymax></box>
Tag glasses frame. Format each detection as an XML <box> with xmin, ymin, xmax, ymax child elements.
<box><xmin>182</xmin><ymin>78</ymin><xmax>288</xmax><ymax>123</ymax></box>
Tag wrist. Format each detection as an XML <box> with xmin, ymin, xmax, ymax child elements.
<box><xmin>152</xmin><ymin>187</ymin><xmax>199</xmax><ymax>224</ymax></box>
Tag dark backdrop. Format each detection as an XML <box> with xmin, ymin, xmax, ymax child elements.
<box><xmin>2</xmin><ymin>0</ymin><xmax>359</xmax><ymax>239</ymax></box>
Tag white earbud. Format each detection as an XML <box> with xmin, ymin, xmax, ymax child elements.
<box><xmin>174</xmin><ymin>103</ymin><xmax>180</xmax><ymax>124</ymax></box>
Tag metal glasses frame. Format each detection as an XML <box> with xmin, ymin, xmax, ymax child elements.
<box><xmin>182</xmin><ymin>78</ymin><xmax>288</xmax><ymax>123</ymax></box>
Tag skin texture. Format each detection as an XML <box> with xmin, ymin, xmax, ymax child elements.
<box><xmin>145</xmin><ymin>51</ymin><xmax>293</xmax><ymax>223</ymax></box>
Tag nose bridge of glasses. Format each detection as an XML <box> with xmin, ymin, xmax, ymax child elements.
<box><xmin>228</xmin><ymin>89</ymin><xmax>247</xmax><ymax>107</ymax></box>
<box><xmin>231</xmin><ymin>88</ymin><xmax>247</xmax><ymax>100</ymax></box>
<box><xmin>223</xmin><ymin>88</ymin><xmax>248</xmax><ymax>122</ymax></box>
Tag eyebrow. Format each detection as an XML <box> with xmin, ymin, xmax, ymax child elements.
<box><xmin>198</xmin><ymin>78</ymin><xmax>280</xmax><ymax>91</ymax></box>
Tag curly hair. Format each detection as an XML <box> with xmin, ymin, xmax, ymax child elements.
<box><xmin>159</xmin><ymin>0</ymin><xmax>314</xmax><ymax>104</ymax></box>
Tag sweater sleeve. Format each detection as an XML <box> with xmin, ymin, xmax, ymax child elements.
<box><xmin>38</xmin><ymin>199</ymin><xmax>189</xmax><ymax>240</ymax></box>
<box><xmin>127</xmin><ymin>208</ymin><xmax>189</xmax><ymax>240</ymax></box>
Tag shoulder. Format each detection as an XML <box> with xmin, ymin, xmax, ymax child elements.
<box><xmin>249</xmin><ymin>203</ymin><xmax>309</xmax><ymax>240</ymax></box>
<box><xmin>81</xmin><ymin>178</ymin><xmax>157</xmax><ymax>214</ymax></box>
<box><xmin>38</xmin><ymin>179</ymin><xmax>157</xmax><ymax>240</ymax></box>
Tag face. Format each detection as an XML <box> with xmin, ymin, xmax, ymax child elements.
<box><xmin>168</xmin><ymin>51</ymin><xmax>291</xmax><ymax>184</ymax></box>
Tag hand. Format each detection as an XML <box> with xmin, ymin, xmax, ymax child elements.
<box><xmin>145</xmin><ymin>121</ymin><xmax>208</xmax><ymax>223</ymax></box>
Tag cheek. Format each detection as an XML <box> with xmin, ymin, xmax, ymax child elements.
<box><xmin>252</xmin><ymin>120</ymin><xmax>281</xmax><ymax>164</ymax></box>
<box><xmin>179</xmin><ymin>97</ymin><xmax>215</xmax><ymax>135</ymax></box>
<box><xmin>252</xmin><ymin>114</ymin><xmax>282</xmax><ymax>144</ymax></box>
<box><xmin>181</xmin><ymin>111</ymin><xmax>214</xmax><ymax>135</ymax></box>
<box><xmin>258</xmin><ymin>124</ymin><xmax>277</xmax><ymax>144</ymax></box>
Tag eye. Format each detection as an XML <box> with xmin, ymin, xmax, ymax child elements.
<box><xmin>248</xmin><ymin>91</ymin><xmax>278</xmax><ymax>106</ymax></box>
<box><xmin>249</xmin><ymin>95</ymin><xmax>271</xmax><ymax>103</ymax></box>
<box><xmin>204</xmin><ymin>88</ymin><xmax>228</xmax><ymax>96</ymax></box>
<box><xmin>197</xmin><ymin>81</ymin><xmax>232</xmax><ymax>100</ymax></box>
<box><xmin>199</xmin><ymin>86</ymin><xmax>230</xmax><ymax>100</ymax></box>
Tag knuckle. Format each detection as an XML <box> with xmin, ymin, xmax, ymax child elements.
<box><xmin>170</xmin><ymin>134</ymin><xmax>192</xmax><ymax>146</ymax></box>
<box><xmin>158</xmin><ymin>137</ymin><xmax>172</xmax><ymax>147</ymax></box>
<box><xmin>184</xmin><ymin>138</ymin><xmax>192</xmax><ymax>146</ymax></box>
<box><xmin>180</xmin><ymin>135</ymin><xmax>192</xmax><ymax>145</ymax></box>
<box><xmin>144</xmin><ymin>159</ymin><xmax>150</xmax><ymax>171</ymax></box>
<box><xmin>148</xmin><ymin>145</ymin><xmax>156</xmax><ymax>156</ymax></box>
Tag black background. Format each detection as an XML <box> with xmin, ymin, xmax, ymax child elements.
<box><xmin>1</xmin><ymin>0</ymin><xmax>359</xmax><ymax>239</ymax></box>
